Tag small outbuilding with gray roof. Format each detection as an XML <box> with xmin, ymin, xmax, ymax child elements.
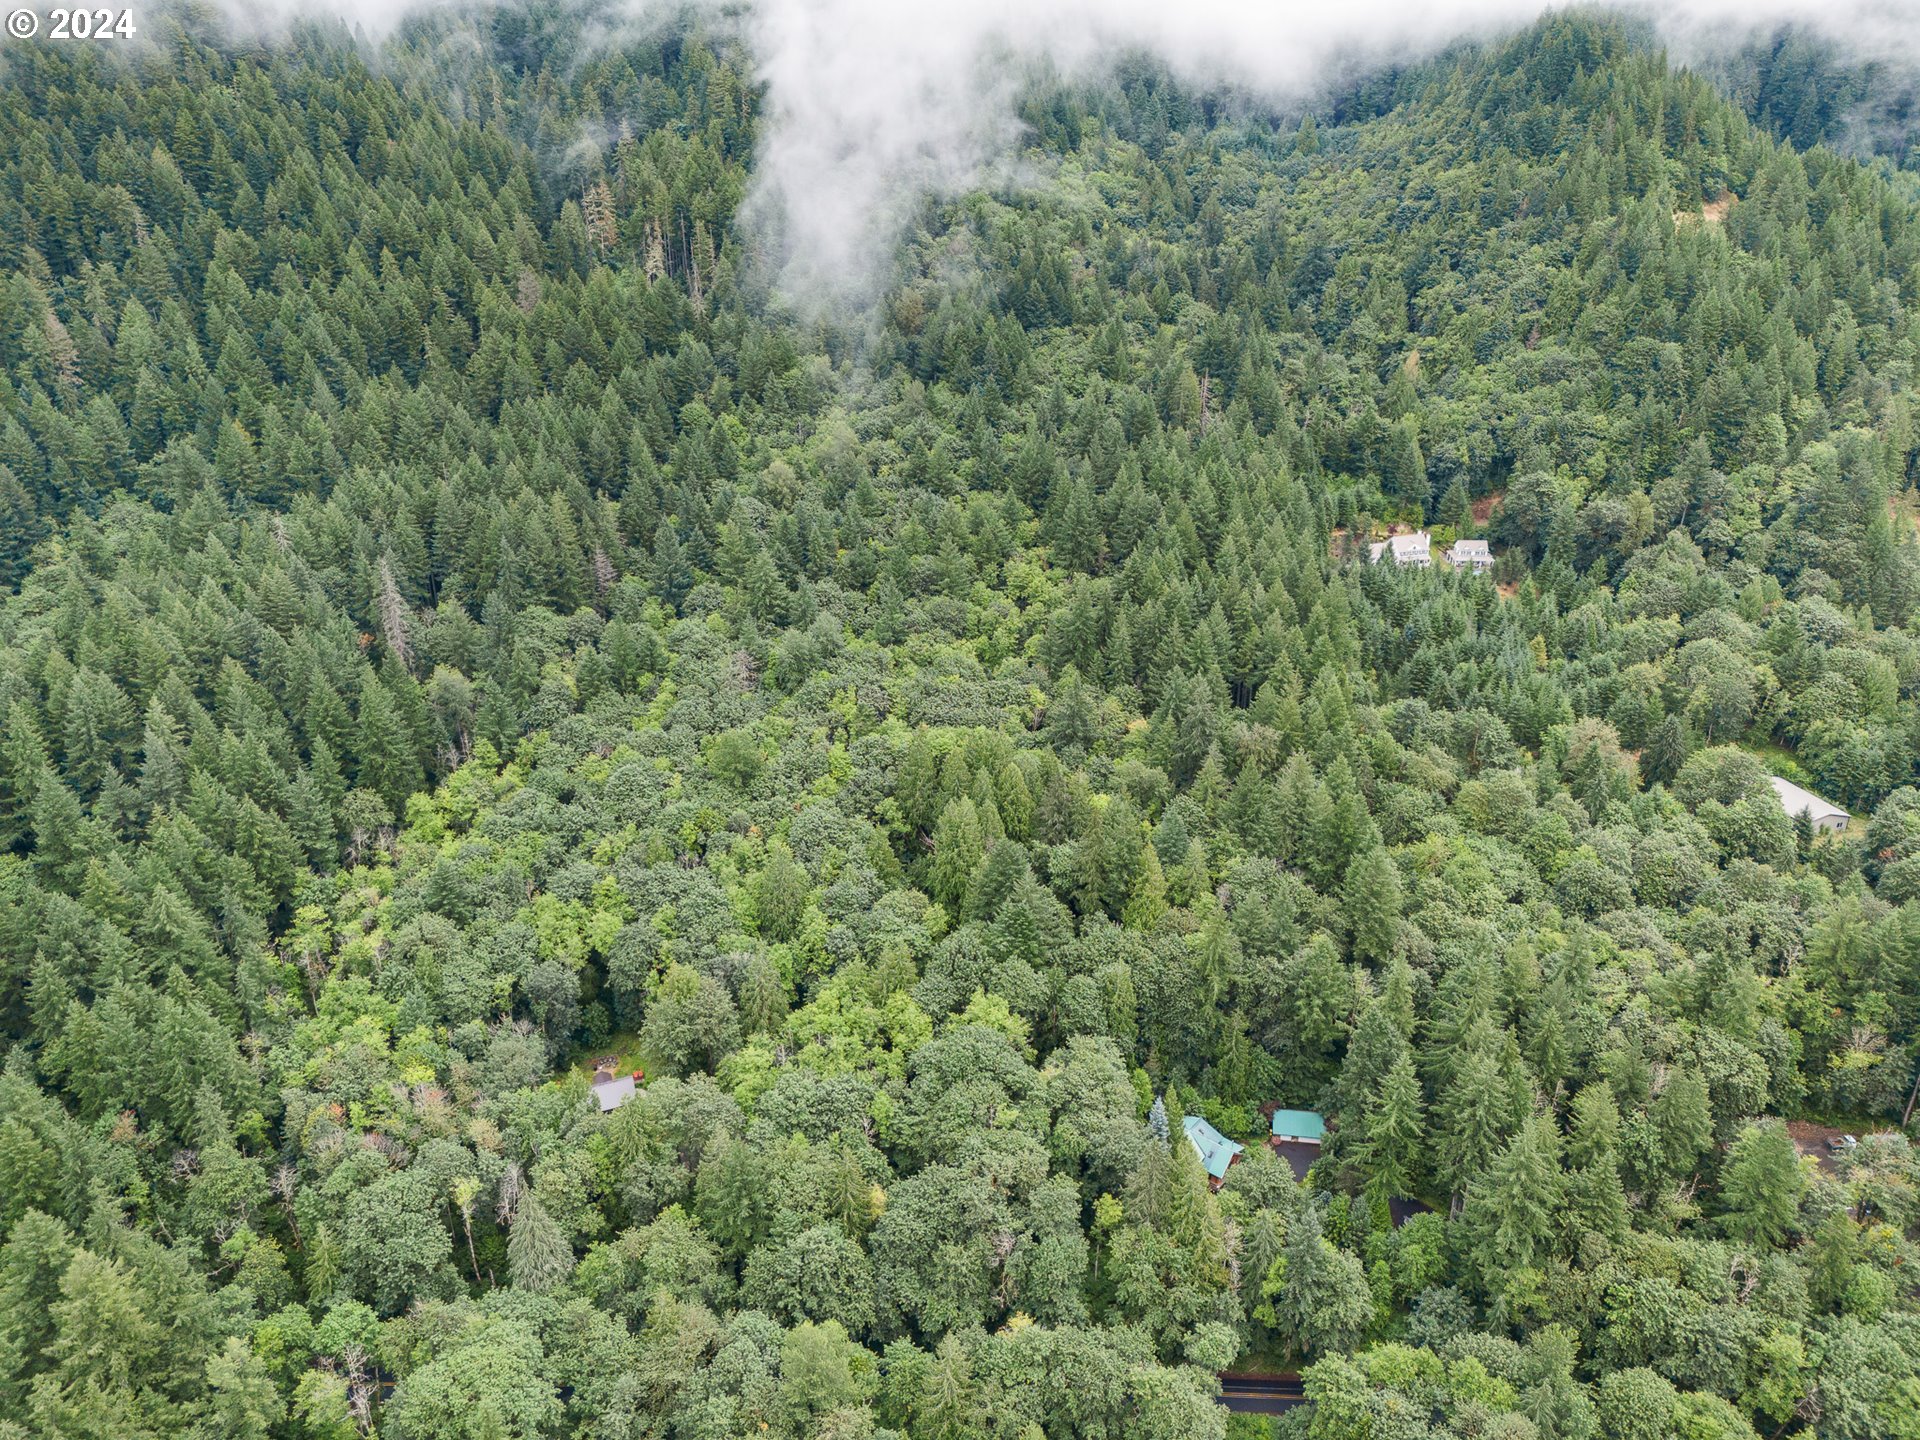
<box><xmin>1769</xmin><ymin>776</ymin><xmax>1849</xmax><ymax>832</ymax></box>
<box><xmin>591</xmin><ymin>1068</ymin><xmax>640</xmax><ymax>1112</ymax></box>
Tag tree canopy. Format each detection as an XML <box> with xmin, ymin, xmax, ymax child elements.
<box><xmin>1</xmin><ymin>6</ymin><xmax>1920</xmax><ymax>1440</ymax></box>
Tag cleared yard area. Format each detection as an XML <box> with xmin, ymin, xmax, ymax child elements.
<box><xmin>1787</xmin><ymin>1120</ymin><xmax>1880</xmax><ymax>1175</ymax></box>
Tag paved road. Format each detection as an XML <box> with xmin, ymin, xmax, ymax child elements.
<box><xmin>1219</xmin><ymin>1372</ymin><xmax>1306</xmax><ymax>1414</ymax></box>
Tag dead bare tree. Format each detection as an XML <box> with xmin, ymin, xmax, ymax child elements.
<box><xmin>496</xmin><ymin>1160</ymin><xmax>524</xmax><ymax>1227</ymax></box>
<box><xmin>43</xmin><ymin>310</ymin><xmax>79</xmax><ymax>388</ymax></box>
<box><xmin>644</xmin><ymin>218</ymin><xmax>667</xmax><ymax>285</ymax></box>
<box><xmin>343</xmin><ymin>1344</ymin><xmax>375</xmax><ymax>1434</ymax></box>
<box><xmin>375</xmin><ymin>555</ymin><xmax>412</xmax><ymax>672</ymax></box>
<box><xmin>582</xmin><ymin>180</ymin><xmax>618</xmax><ymax>254</ymax></box>
<box><xmin>273</xmin><ymin>1163</ymin><xmax>303</xmax><ymax>1250</ymax></box>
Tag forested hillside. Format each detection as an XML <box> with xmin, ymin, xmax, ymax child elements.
<box><xmin>3</xmin><ymin>6</ymin><xmax>1920</xmax><ymax>1439</ymax></box>
<box><xmin>1717</xmin><ymin>28</ymin><xmax>1920</xmax><ymax>176</ymax></box>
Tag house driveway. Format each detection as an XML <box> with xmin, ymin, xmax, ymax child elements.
<box><xmin>1270</xmin><ymin>1139</ymin><xmax>1318</xmax><ymax>1180</ymax></box>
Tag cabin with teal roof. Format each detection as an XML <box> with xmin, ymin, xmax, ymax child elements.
<box><xmin>1182</xmin><ymin>1114</ymin><xmax>1243</xmax><ymax>1187</ymax></box>
<box><xmin>1270</xmin><ymin>1109</ymin><xmax>1327</xmax><ymax>1145</ymax></box>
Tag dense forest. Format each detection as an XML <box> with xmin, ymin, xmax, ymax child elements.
<box><xmin>4</xmin><ymin>5</ymin><xmax>1920</xmax><ymax>1438</ymax></box>
<box><xmin>1717</xmin><ymin>28</ymin><xmax>1920</xmax><ymax>177</ymax></box>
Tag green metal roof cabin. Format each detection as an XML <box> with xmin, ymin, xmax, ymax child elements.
<box><xmin>1270</xmin><ymin>1109</ymin><xmax>1327</xmax><ymax>1144</ymax></box>
<box><xmin>1183</xmin><ymin>1115</ymin><xmax>1243</xmax><ymax>1184</ymax></box>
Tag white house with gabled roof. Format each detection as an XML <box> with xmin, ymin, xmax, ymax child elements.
<box><xmin>1449</xmin><ymin>538</ymin><xmax>1493</xmax><ymax>572</ymax></box>
<box><xmin>1369</xmin><ymin>531</ymin><xmax>1431</xmax><ymax>568</ymax></box>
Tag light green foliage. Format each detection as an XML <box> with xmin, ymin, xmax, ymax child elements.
<box><xmin>642</xmin><ymin>962</ymin><xmax>743</xmax><ymax>1076</ymax></box>
<box><xmin>1596</xmin><ymin>1368</ymin><xmax>1679</xmax><ymax>1440</ymax></box>
<box><xmin>0</xmin><ymin>11</ymin><xmax>1918</xmax><ymax>1440</ymax></box>
<box><xmin>336</xmin><ymin>1172</ymin><xmax>457</xmax><ymax>1316</ymax></box>
<box><xmin>1261</xmin><ymin>1206</ymin><xmax>1373</xmax><ymax>1358</ymax></box>
<box><xmin>506</xmin><ymin>1195</ymin><xmax>573</xmax><ymax>1293</ymax></box>
<box><xmin>1718</xmin><ymin>1119</ymin><xmax>1806</xmax><ymax>1247</ymax></box>
<box><xmin>1465</xmin><ymin>1113</ymin><xmax>1563</xmax><ymax>1281</ymax></box>
<box><xmin>1343</xmin><ymin>846</ymin><xmax>1403</xmax><ymax>966</ymax></box>
<box><xmin>1363</xmin><ymin>1053</ymin><xmax>1426</xmax><ymax>1198</ymax></box>
<box><xmin>384</xmin><ymin>1306</ymin><xmax>564</xmax><ymax>1440</ymax></box>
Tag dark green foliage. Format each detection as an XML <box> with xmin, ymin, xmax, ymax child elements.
<box><xmin>0</xmin><ymin>8</ymin><xmax>1918</xmax><ymax>1440</ymax></box>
